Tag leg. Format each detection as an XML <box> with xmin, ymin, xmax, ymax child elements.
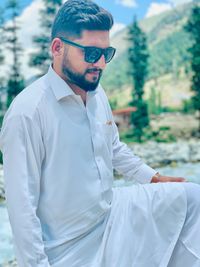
<box><xmin>168</xmin><ymin>183</ymin><xmax>200</xmax><ymax>266</ymax></box>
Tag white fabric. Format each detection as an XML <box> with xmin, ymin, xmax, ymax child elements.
<box><xmin>0</xmin><ymin>66</ymin><xmax>157</xmax><ymax>267</ymax></box>
<box><xmin>168</xmin><ymin>240</ymin><xmax>200</xmax><ymax>267</ymax></box>
<box><xmin>168</xmin><ymin>183</ymin><xmax>200</xmax><ymax>267</ymax></box>
<box><xmin>49</xmin><ymin>183</ymin><xmax>187</xmax><ymax>267</ymax></box>
<box><xmin>1</xmin><ymin>66</ymin><xmax>198</xmax><ymax>267</ymax></box>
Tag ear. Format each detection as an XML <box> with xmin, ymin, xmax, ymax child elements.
<box><xmin>51</xmin><ymin>38</ymin><xmax>63</xmax><ymax>57</ymax></box>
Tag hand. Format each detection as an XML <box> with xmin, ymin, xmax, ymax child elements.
<box><xmin>151</xmin><ymin>172</ymin><xmax>187</xmax><ymax>183</ymax></box>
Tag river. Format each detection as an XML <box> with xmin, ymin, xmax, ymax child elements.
<box><xmin>0</xmin><ymin>162</ymin><xmax>200</xmax><ymax>266</ymax></box>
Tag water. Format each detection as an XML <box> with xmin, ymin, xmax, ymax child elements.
<box><xmin>0</xmin><ymin>202</ymin><xmax>15</xmax><ymax>265</ymax></box>
<box><xmin>0</xmin><ymin>162</ymin><xmax>200</xmax><ymax>265</ymax></box>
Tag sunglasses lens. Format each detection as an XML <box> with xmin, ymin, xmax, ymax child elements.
<box><xmin>85</xmin><ymin>47</ymin><xmax>116</xmax><ymax>63</ymax></box>
<box><xmin>104</xmin><ymin>47</ymin><xmax>116</xmax><ymax>63</ymax></box>
<box><xmin>85</xmin><ymin>47</ymin><xmax>102</xmax><ymax>63</ymax></box>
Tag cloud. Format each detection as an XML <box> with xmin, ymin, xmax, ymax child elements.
<box><xmin>3</xmin><ymin>0</ymin><xmax>67</xmax><ymax>79</ymax></box>
<box><xmin>145</xmin><ymin>3</ymin><xmax>172</xmax><ymax>18</ymax></box>
<box><xmin>2</xmin><ymin>0</ymin><xmax>44</xmax><ymax>79</ymax></box>
<box><xmin>169</xmin><ymin>0</ymin><xmax>192</xmax><ymax>6</ymax></box>
<box><xmin>18</xmin><ymin>0</ymin><xmax>44</xmax><ymax>49</ymax></box>
<box><xmin>116</xmin><ymin>0</ymin><xmax>137</xmax><ymax>8</ymax></box>
<box><xmin>110</xmin><ymin>23</ymin><xmax>126</xmax><ymax>37</ymax></box>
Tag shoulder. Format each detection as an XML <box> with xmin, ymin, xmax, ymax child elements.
<box><xmin>3</xmin><ymin>74</ymin><xmax>51</xmax><ymax>122</ymax></box>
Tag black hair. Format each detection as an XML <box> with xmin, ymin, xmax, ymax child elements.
<box><xmin>51</xmin><ymin>0</ymin><xmax>114</xmax><ymax>40</ymax></box>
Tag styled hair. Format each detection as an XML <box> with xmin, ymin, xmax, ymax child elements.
<box><xmin>51</xmin><ymin>0</ymin><xmax>114</xmax><ymax>40</ymax></box>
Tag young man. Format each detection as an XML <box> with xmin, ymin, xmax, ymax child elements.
<box><xmin>0</xmin><ymin>0</ymin><xmax>200</xmax><ymax>266</ymax></box>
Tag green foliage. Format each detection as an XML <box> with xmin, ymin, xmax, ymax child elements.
<box><xmin>109</xmin><ymin>99</ymin><xmax>118</xmax><ymax>110</ymax></box>
<box><xmin>128</xmin><ymin>17</ymin><xmax>149</xmax><ymax>142</ymax></box>
<box><xmin>182</xmin><ymin>99</ymin><xmax>195</xmax><ymax>113</ymax></box>
<box><xmin>148</xmin><ymin>86</ymin><xmax>162</xmax><ymax>115</ymax></box>
<box><xmin>0</xmin><ymin>8</ymin><xmax>5</xmax><ymax>66</ymax></box>
<box><xmin>5</xmin><ymin>0</ymin><xmax>25</xmax><ymax>107</ymax></box>
<box><xmin>29</xmin><ymin>0</ymin><xmax>62</xmax><ymax>76</ymax></box>
<box><xmin>120</xmin><ymin>125</ymin><xmax>176</xmax><ymax>143</ymax></box>
<box><xmin>0</xmin><ymin>7</ymin><xmax>6</xmax><ymax>93</ymax></box>
<box><xmin>148</xmin><ymin>30</ymin><xmax>191</xmax><ymax>79</ymax></box>
<box><xmin>185</xmin><ymin>2</ymin><xmax>200</xmax><ymax>133</ymax></box>
<box><xmin>102</xmin><ymin>3</ymin><xmax>193</xmax><ymax>94</ymax></box>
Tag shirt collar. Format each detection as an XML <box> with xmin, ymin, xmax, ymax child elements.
<box><xmin>46</xmin><ymin>65</ymin><xmax>99</xmax><ymax>101</ymax></box>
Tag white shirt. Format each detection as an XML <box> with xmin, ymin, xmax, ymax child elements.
<box><xmin>0</xmin><ymin>66</ymin><xmax>156</xmax><ymax>266</ymax></box>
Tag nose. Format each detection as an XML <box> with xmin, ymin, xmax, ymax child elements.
<box><xmin>93</xmin><ymin>54</ymin><xmax>107</xmax><ymax>70</ymax></box>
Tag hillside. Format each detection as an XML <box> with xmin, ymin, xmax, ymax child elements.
<box><xmin>102</xmin><ymin>2</ymin><xmax>194</xmax><ymax>109</ymax></box>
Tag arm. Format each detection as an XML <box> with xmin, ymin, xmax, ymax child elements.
<box><xmin>0</xmin><ymin>114</ymin><xmax>50</xmax><ymax>267</ymax></box>
<box><xmin>151</xmin><ymin>172</ymin><xmax>186</xmax><ymax>183</ymax></box>
<box><xmin>112</xmin><ymin>122</ymin><xmax>156</xmax><ymax>184</ymax></box>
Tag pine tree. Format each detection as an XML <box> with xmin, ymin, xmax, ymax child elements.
<box><xmin>128</xmin><ymin>17</ymin><xmax>149</xmax><ymax>142</ymax></box>
<box><xmin>0</xmin><ymin>8</ymin><xmax>5</xmax><ymax>68</ymax></box>
<box><xmin>29</xmin><ymin>0</ymin><xmax>62</xmax><ymax>77</ymax></box>
<box><xmin>0</xmin><ymin>7</ymin><xmax>5</xmax><ymax>111</ymax></box>
<box><xmin>185</xmin><ymin>2</ymin><xmax>200</xmax><ymax>136</ymax></box>
<box><xmin>5</xmin><ymin>0</ymin><xmax>25</xmax><ymax>108</ymax></box>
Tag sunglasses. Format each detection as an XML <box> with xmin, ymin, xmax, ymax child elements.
<box><xmin>59</xmin><ymin>37</ymin><xmax>116</xmax><ymax>64</ymax></box>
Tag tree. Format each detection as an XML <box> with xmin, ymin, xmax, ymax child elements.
<box><xmin>29</xmin><ymin>0</ymin><xmax>62</xmax><ymax>77</ymax></box>
<box><xmin>0</xmin><ymin>7</ymin><xmax>6</xmax><ymax>112</ymax></box>
<box><xmin>5</xmin><ymin>0</ymin><xmax>25</xmax><ymax>107</ymax></box>
<box><xmin>0</xmin><ymin>8</ymin><xmax>5</xmax><ymax>68</ymax></box>
<box><xmin>185</xmin><ymin>2</ymin><xmax>200</xmax><ymax>136</ymax></box>
<box><xmin>128</xmin><ymin>17</ymin><xmax>149</xmax><ymax>142</ymax></box>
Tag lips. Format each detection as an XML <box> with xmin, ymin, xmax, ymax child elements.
<box><xmin>88</xmin><ymin>71</ymin><xmax>100</xmax><ymax>75</ymax></box>
<box><xmin>87</xmin><ymin>69</ymin><xmax>101</xmax><ymax>74</ymax></box>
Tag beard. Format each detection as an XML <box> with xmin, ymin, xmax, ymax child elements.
<box><xmin>61</xmin><ymin>55</ymin><xmax>103</xmax><ymax>92</ymax></box>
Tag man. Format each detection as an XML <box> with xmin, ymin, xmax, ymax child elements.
<box><xmin>0</xmin><ymin>0</ymin><xmax>200</xmax><ymax>266</ymax></box>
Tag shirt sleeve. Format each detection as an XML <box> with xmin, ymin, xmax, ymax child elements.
<box><xmin>112</xmin><ymin>122</ymin><xmax>157</xmax><ymax>184</ymax></box>
<box><xmin>99</xmin><ymin>86</ymin><xmax>157</xmax><ymax>184</ymax></box>
<box><xmin>0</xmin><ymin>114</ymin><xmax>50</xmax><ymax>267</ymax></box>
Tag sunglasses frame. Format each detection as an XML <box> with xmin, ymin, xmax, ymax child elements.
<box><xmin>59</xmin><ymin>37</ymin><xmax>116</xmax><ymax>64</ymax></box>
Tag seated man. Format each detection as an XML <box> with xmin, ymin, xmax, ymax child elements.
<box><xmin>0</xmin><ymin>0</ymin><xmax>200</xmax><ymax>266</ymax></box>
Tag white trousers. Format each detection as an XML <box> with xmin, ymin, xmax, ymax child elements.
<box><xmin>168</xmin><ymin>183</ymin><xmax>200</xmax><ymax>267</ymax></box>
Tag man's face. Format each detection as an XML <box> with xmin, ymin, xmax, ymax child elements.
<box><xmin>61</xmin><ymin>30</ymin><xmax>110</xmax><ymax>92</ymax></box>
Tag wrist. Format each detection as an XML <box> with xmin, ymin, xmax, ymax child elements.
<box><xmin>151</xmin><ymin>172</ymin><xmax>161</xmax><ymax>183</ymax></box>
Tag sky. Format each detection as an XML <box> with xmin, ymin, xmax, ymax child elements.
<box><xmin>0</xmin><ymin>0</ymin><xmax>192</xmax><ymax>79</ymax></box>
<box><xmin>1</xmin><ymin>0</ymin><xmax>192</xmax><ymax>26</ymax></box>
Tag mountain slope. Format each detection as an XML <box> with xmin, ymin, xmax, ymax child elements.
<box><xmin>102</xmin><ymin>2</ymin><xmax>194</xmax><ymax>108</ymax></box>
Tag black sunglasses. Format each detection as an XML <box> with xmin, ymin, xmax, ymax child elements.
<box><xmin>59</xmin><ymin>37</ymin><xmax>116</xmax><ymax>64</ymax></box>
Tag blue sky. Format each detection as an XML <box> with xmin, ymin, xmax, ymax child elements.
<box><xmin>0</xmin><ymin>0</ymin><xmax>191</xmax><ymax>26</ymax></box>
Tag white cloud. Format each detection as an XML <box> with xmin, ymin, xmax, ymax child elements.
<box><xmin>110</xmin><ymin>23</ymin><xmax>126</xmax><ymax>37</ymax></box>
<box><xmin>2</xmin><ymin>0</ymin><xmax>44</xmax><ymax>79</ymax></box>
<box><xmin>169</xmin><ymin>0</ymin><xmax>192</xmax><ymax>6</ymax></box>
<box><xmin>3</xmin><ymin>0</ymin><xmax>67</xmax><ymax>79</ymax></box>
<box><xmin>18</xmin><ymin>0</ymin><xmax>44</xmax><ymax>49</ymax></box>
<box><xmin>116</xmin><ymin>0</ymin><xmax>137</xmax><ymax>8</ymax></box>
<box><xmin>145</xmin><ymin>3</ymin><xmax>172</xmax><ymax>18</ymax></box>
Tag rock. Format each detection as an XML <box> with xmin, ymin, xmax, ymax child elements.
<box><xmin>2</xmin><ymin>259</ymin><xmax>17</xmax><ymax>267</ymax></box>
<box><xmin>130</xmin><ymin>139</ymin><xmax>200</xmax><ymax>168</ymax></box>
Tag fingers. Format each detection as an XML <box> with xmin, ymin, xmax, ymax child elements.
<box><xmin>160</xmin><ymin>176</ymin><xmax>187</xmax><ymax>183</ymax></box>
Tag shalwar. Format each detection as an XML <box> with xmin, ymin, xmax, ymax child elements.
<box><xmin>0</xmin><ymin>65</ymin><xmax>199</xmax><ymax>267</ymax></box>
